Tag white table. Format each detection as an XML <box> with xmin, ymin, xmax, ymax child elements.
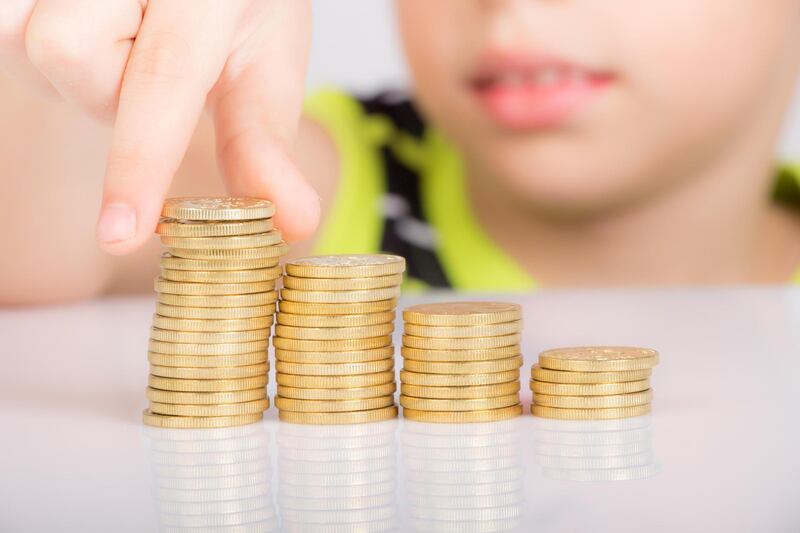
<box><xmin>1</xmin><ymin>288</ymin><xmax>799</xmax><ymax>532</ymax></box>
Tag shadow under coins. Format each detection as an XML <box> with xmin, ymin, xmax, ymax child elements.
<box><xmin>142</xmin><ymin>423</ymin><xmax>278</xmax><ymax>532</ymax></box>
<box><xmin>400</xmin><ymin>417</ymin><xmax>526</xmax><ymax>533</ymax></box>
<box><xmin>276</xmin><ymin>419</ymin><xmax>400</xmax><ymax>532</ymax></box>
<box><xmin>530</xmin><ymin>414</ymin><xmax>660</xmax><ymax>482</ymax></box>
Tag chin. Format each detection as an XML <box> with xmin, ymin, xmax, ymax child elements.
<box><xmin>483</xmin><ymin>156</ymin><xmax>642</xmax><ymax>218</ymax></box>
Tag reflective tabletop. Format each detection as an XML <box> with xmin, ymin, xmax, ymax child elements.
<box><xmin>1</xmin><ymin>287</ymin><xmax>799</xmax><ymax>532</ymax></box>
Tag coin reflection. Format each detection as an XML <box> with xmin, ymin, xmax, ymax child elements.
<box><xmin>276</xmin><ymin>419</ymin><xmax>399</xmax><ymax>532</ymax></box>
<box><xmin>531</xmin><ymin>414</ymin><xmax>660</xmax><ymax>482</ymax></box>
<box><xmin>143</xmin><ymin>423</ymin><xmax>278</xmax><ymax>532</ymax></box>
<box><xmin>401</xmin><ymin>418</ymin><xmax>524</xmax><ymax>533</ymax></box>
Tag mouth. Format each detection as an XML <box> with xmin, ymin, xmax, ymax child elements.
<box><xmin>469</xmin><ymin>53</ymin><xmax>614</xmax><ymax>130</ymax></box>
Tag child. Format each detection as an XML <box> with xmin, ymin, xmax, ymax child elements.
<box><xmin>1</xmin><ymin>0</ymin><xmax>798</xmax><ymax>304</ymax></box>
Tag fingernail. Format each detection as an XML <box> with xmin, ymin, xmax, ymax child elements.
<box><xmin>96</xmin><ymin>203</ymin><xmax>137</xmax><ymax>244</ymax></box>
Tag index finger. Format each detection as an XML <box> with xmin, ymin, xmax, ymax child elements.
<box><xmin>96</xmin><ymin>1</ymin><xmax>244</xmax><ymax>254</ymax></box>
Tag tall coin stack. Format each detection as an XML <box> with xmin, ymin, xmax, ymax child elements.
<box><xmin>143</xmin><ymin>197</ymin><xmax>288</xmax><ymax>429</ymax></box>
<box><xmin>530</xmin><ymin>346</ymin><xmax>659</xmax><ymax>420</ymax></box>
<box><xmin>399</xmin><ymin>302</ymin><xmax>524</xmax><ymax>423</ymax></box>
<box><xmin>274</xmin><ymin>254</ymin><xmax>406</xmax><ymax>424</ymax></box>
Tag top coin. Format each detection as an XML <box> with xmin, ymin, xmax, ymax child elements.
<box><xmin>539</xmin><ymin>346</ymin><xmax>659</xmax><ymax>372</ymax></box>
<box><xmin>402</xmin><ymin>301</ymin><xmax>522</xmax><ymax>326</ymax></box>
<box><xmin>285</xmin><ymin>254</ymin><xmax>406</xmax><ymax>278</ymax></box>
<box><xmin>161</xmin><ymin>197</ymin><xmax>275</xmax><ymax>221</ymax></box>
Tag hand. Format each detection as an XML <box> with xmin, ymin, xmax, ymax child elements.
<box><xmin>0</xmin><ymin>0</ymin><xmax>320</xmax><ymax>254</ymax></box>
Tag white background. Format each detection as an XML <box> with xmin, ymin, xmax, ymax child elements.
<box><xmin>306</xmin><ymin>0</ymin><xmax>800</xmax><ymax>160</ymax></box>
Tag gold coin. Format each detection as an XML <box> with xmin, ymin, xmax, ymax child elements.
<box><xmin>168</xmin><ymin>244</ymin><xmax>288</xmax><ymax>260</ymax></box>
<box><xmin>280</xmin><ymin>286</ymin><xmax>400</xmax><ymax>304</ymax></box>
<box><xmin>402</xmin><ymin>333</ymin><xmax>520</xmax><ymax>350</ymax></box>
<box><xmin>274</xmin><ymin>323</ymin><xmax>394</xmax><ymax>340</ymax></box>
<box><xmin>142</xmin><ymin>409</ymin><xmax>263</xmax><ymax>428</ymax></box>
<box><xmin>155</xmin><ymin>278</ymin><xmax>275</xmax><ymax>296</ymax></box>
<box><xmin>276</xmin><ymin>371</ymin><xmax>395</xmax><ymax>389</ymax></box>
<box><xmin>155</xmin><ymin>303</ymin><xmax>275</xmax><ymax>320</ymax></box>
<box><xmin>150</xmin><ymin>328</ymin><xmax>268</xmax><ymax>343</ymax></box>
<box><xmin>404</xmin><ymin>321</ymin><xmax>521</xmax><ymax>338</ymax></box>
<box><xmin>530</xmin><ymin>379</ymin><xmax>651</xmax><ymax>396</ymax></box>
<box><xmin>159</xmin><ymin>231</ymin><xmax>282</xmax><ymax>249</ymax></box>
<box><xmin>149</xmin><ymin>399</ymin><xmax>269</xmax><ymax>417</ymax></box>
<box><xmin>277</xmin><ymin>383</ymin><xmax>396</xmax><ymax>401</ymax></box>
<box><xmin>275</xmin><ymin>359</ymin><xmax>394</xmax><ymax>376</ymax></box>
<box><xmin>534</xmin><ymin>389</ymin><xmax>652</xmax><ymax>409</ymax></box>
<box><xmin>275</xmin><ymin>395</ymin><xmax>394</xmax><ymax>413</ymax></box>
<box><xmin>152</xmin><ymin>315</ymin><xmax>272</xmax><ymax>332</ymax></box>
<box><xmin>159</xmin><ymin>253</ymin><xmax>279</xmax><ymax>271</ymax></box>
<box><xmin>278</xmin><ymin>299</ymin><xmax>397</xmax><ymax>315</ymax></box>
<box><xmin>400</xmin><ymin>369</ymin><xmax>519</xmax><ymax>387</ymax></box>
<box><xmin>539</xmin><ymin>346</ymin><xmax>660</xmax><ymax>372</ymax></box>
<box><xmin>148</xmin><ymin>339</ymin><xmax>267</xmax><ymax>355</ymax></box>
<box><xmin>160</xmin><ymin>266</ymin><xmax>282</xmax><ymax>284</ymax></box>
<box><xmin>156</xmin><ymin>218</ymin><xmax>273</xmax><ymax>237</ymax></box>
<box><xmin>146</xmin><ymin>387</ymin><xmax>266</xmax><ymax>405</ymax></box>
<box><xmin>275</xmin><ymin>346</ymin><xmax>394</xmax><ymax>364</ymax></box>
<box><xmin>403</xmin><ymin>302</ymin><xmax>522</xmax><ymax>326</ymax></box>
<box><xmin>282</xmin><ymin>274</ymin><xmax>403</xmax><ymax>291</ymax></box>
<box><xmin>401</xmin><ymin>345</ymin><xmax>520</xmax><ymax>362</ymax></box>
<box><xmin>278</xmin><ymin>405</ymin><xmax>398</xmax><ymax>425</ymax></box>
<box><xmin>531</xmin><ymin>404</ymin><xmax>652</xmax><ymax>420</ymax></box>
<box><xmin>277</xmin><ymin>311</ymin><xmax>395</xmax><ymax>328</ymax></box>
<box><xmin>148</xmin><ymin>352</ymin><xmax>267</xmax><ymax>368</ymax></box>
<box><xmin>157</xmin><ymin>292</ymin><xmax>277</xmax><ymax>308</ymax></box>
<box><xmin>148</xmin><ymin>375</ymin><xmax>267</xmax><ymax>392</ymax></box>
<box><xmin>530</xmin><ymin>364</ymin><xmax>652</xmax><ymax>384</ymax></box>
<box><xmin>402</xmin><ymin>356</ymin><xmax>523</xmax><ymax>375</ymax></box>
<box><xmin>273</xmin><ymin>336</ymin><xmax>392</xmax><ymax>352</ymax></box>
<box><xmin>400</xmin><ymin>381</ymin><xmax>520</xmax><ymax>399</ymax></box>
<box><xmin>161</xmin><ymin>197</ymin><xmax>275</xmax><ymax>221</ymax></box>
<box><xmin>402</xmin><ymin>404</ymin><xmax>522</xmax><ymax>423</ymax></box>
<box><xmin>399</xmin><ymin>394</ymin><xmax>519</xmax><ymax>412</ymax></box>
<box><xmin>285</xmin><ymin>254</ymin><xmax>406</xmax><ymax>278</ymax></box>
<box><xmin>149</xmin><ymin>363</ymin><xmax>267</xmax><ymax>380</ymax></box>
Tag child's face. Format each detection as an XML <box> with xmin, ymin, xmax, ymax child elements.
<box><xmin>396</xmin><ymin>1</ymin><xmax>800</xmax><ymax>213</ymax></box>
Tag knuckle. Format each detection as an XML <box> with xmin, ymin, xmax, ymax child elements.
<box><xmin>25</xmin><ymin>17</ymin><xmax>92</xmax><ymax>70</ymax></box>
<box><xmin>127</xmin><ymin>32</ymin><xmax>191</xmax><ymax>86</ymax></box>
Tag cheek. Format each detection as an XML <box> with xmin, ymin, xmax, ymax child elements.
<box><xmin>617</xmin><ymin>1</ymin><xmax>799</xmax><ymax>129</ymax></box>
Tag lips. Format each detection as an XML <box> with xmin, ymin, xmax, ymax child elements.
<box><xmin>469</xmin><ymin>54</ymin><xmax>613</xmax><ymax>130</ymax></box>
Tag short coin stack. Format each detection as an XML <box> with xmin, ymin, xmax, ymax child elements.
<box><xmin>143</xmin><ymin>197</ymin><xmax>288</xmax><ymax>429</ymax></box>
<box><xmin>399</xmin><ymin>302</ymin><xmax>524</xmax><ymax>423</ymax></box>
<box><xmin>274</xmin><ymin>254</ymin><xmax>406</xmax><ymax>424</ymax></box>
<box><xmin>530</xmin><ymin>346</ymin><xmax>659</xmax><ymax>420</ymax></box>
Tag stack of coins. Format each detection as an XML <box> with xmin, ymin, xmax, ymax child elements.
<box><xmin>273</xmin><ymin>254</ymin><xmax>406</xmax><ymax>424</ymax></box>
<box><xmin>530</xmin><ymin>346</ymin><xmax>659</xmax><ymax>420</ymax></box>
<box><xmin>402</xmin><ymin>419</ymin><xmax>523</xmax><ymax>531</ymax></box>
<box><xmin>399</xmin><ymin>302</ymin><xmax>524</xmax><ymax>423</ymax></box>
<box><xmin>277</xmin><ymin>420</ymin><xmax>398</xmax><ymax>530</ymax></box>
<box><xmin>143</xmin><ymin>197</ymin><xmax>288</xmax><ymax>429</ymax></box>
<box><xmin>144</xmin><ymin>425</ymin><xmax>278</xmax><ymax>530</ymax></box>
